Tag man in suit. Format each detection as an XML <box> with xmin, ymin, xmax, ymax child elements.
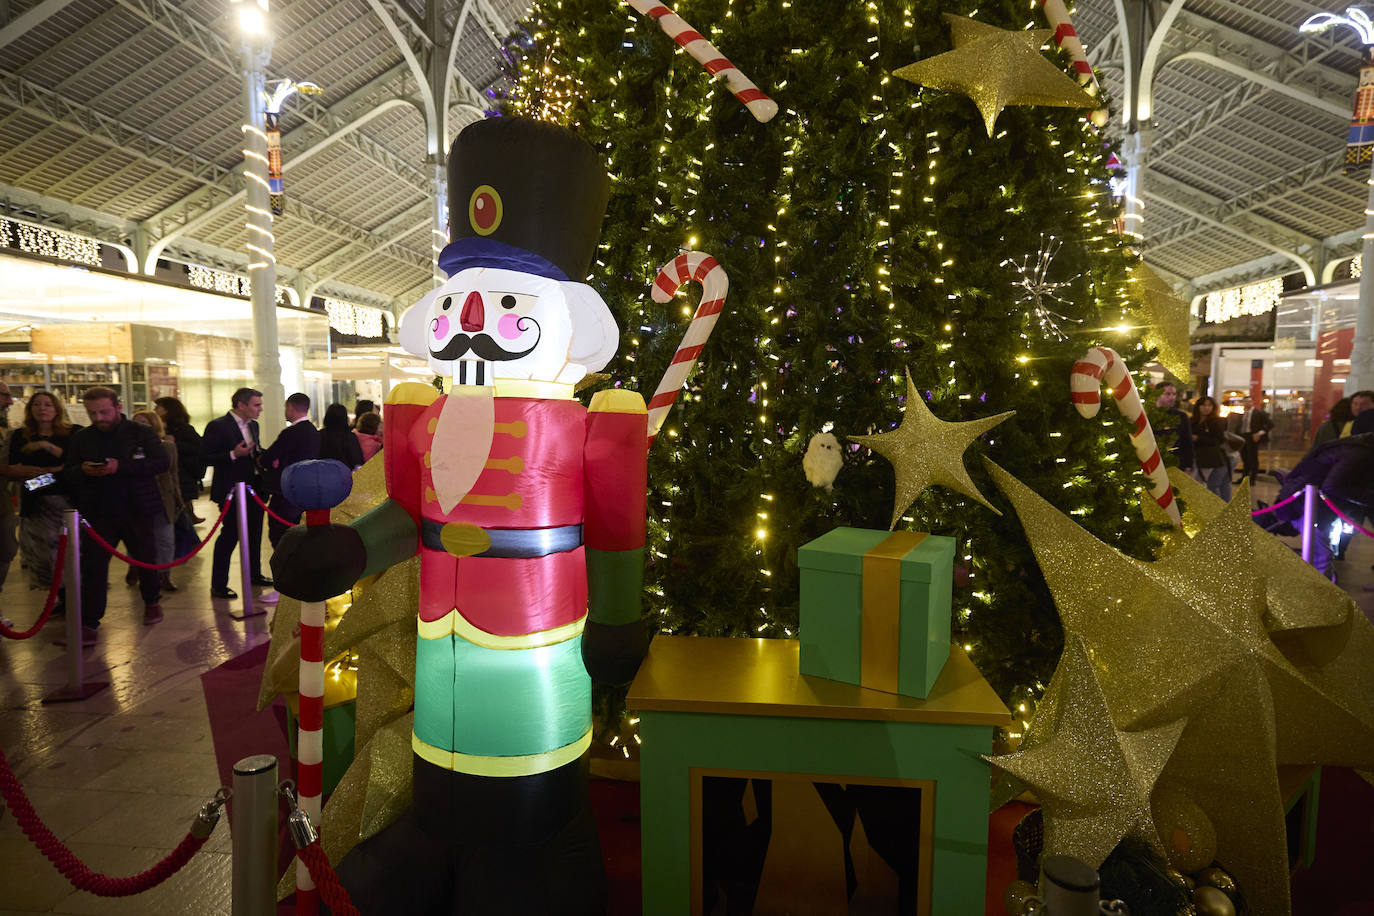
<box><xmin>204</xmin><ymin>387</ymin><xmax>271</xmax><ymax>599</ymax></box>
<box><xmin>1228</xmin><ymin>396</ymin><xmax>1273</xmax><ymax>486</ymax></box>
<box><xmin>260</xmin><ymin>392</ymin><xmax>320</xmax><ymax>547</ymax></box>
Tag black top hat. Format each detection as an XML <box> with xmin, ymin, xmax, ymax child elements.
<box><xmin>438</xmin><ymin>117</ymin><xmax>611</xmax><ymax>282</ymax></box>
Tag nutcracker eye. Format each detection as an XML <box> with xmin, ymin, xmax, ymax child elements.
<box><xmin>501</xmin><ymin>295</ymin><xmax>517</xmax><ymax>310</ymax></box>
<box><xmin>468</xmin><ymin>185</ymin><xmax>502</xmax><ymax>236</ymax></box>
<box><xmin>440</xmin><ymin>296</ymin><xmax>452</xmax><ymax>311</ymax></box>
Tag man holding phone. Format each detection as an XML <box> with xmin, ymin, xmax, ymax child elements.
<box><xmin>62</xmin><ymin>387</ymin><xmax>169</xmax><ymax>643</ymax></box>
<box><xmin>203</xmin><ymin>387</ymin><xmax>271</xmax><ymax>600</ymax></box>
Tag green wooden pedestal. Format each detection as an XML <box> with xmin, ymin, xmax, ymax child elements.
<box><xmin>628</xmin><ymin>636</ymin><xmax>1011</xmax><ymax>916</ymax></box>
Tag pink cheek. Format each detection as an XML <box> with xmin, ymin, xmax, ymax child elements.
<box><xmin>497</xmin><ymin>314</ymin><xmax>524</xmax><ymax>340</ymax></box>
<box><xmin>432</xmin><ymin>315</ymin><xmax>449</xmax><ymax>339</ymax></box>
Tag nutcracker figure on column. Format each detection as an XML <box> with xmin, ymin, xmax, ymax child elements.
<box><xmin>272</xmin><ymin>116</ymin><xmax>648</xmax><ymax>914</ymax></box>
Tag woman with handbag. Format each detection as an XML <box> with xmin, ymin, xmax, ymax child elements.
<box><xmin>3</xmin><ymin>391</ymin><xmax>73</xmax><ymax>602</ymax></box>
<box><xmin>131</xmin><ymin>410</ymin><xmax>185</xmax><ymax>593</ymax></box>
<box><xmin>1191</xmin><ymin>396</ymin><xmax>1232</xmax><ymax>502</ymax></box>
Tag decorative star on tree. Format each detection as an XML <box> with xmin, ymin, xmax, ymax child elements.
<box><xmin>847</xmin><ymin>370</ymin><xmax>1014</xmax><ymax>528</ymax></box>
<box><xmin>893</xmin><ymin>14</ymin><xmax>1099</xmax><ymax>136</ymax></box>
<box><xmin>1129</xmin><ymin>265</ymin><xmax>1192</xmax><ymax>380</ymax></box>
<box><xmin>987</xmin><ymin>635</ymin><xmax>1185</xmax><ymax>867</ymax></box>
<box><xmin>984</xmin><ymin>459</ymin><xmax>1374</xmax><ymax>914</ymax></box>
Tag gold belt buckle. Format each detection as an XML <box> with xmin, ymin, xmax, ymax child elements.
<box><xmin>439</xmin><ymin>521</ymin><xmax>491</xmax><ymax>557</ymax></box>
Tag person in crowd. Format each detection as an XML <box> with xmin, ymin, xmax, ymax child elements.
<box><xmin>1152</xmin><ymin>382</ymin><xmax>1194</xmax><ymax>475</ymax></box>
<box><xmin>155</xmin><ymin>396</ymin><xmax>206</xmax><ymax>523</ymax></box>
<box><xmin>61</xmin><ymin>387</ymin><xmax>168</xmax><ymax>642</ymax></box>
<box><xmin>319</xmin><ymin>402</ymin><xmax>364</xmax><ymax>469</ymax></box>
<box><xmin>1226</xmin><ymin>395</ymin><xmax>1272</xmax><ymax>485</ymax></box>
<box><xmin>1349</xmin><ymin>389</ymin><xmax>1374</xmax><ymax>436</ymax></box>
<box><xmin>5</xmin><ymin>391</ymin><xmax>72</xmax><ymax>607</ymax></box>
<box><xmin>260</xmin><ymin>392</ymin><xmax>320</xmax><ymax>547</ymax></box>
<box><xmin>0</xmin><ymin>381</ymin><xmax>18</xmax><ymax>603</ymax></box>
<box><xmin>1312</xmin><ymin>397</ymin><xmax>1353</xmax><ymax>450</ymax></box>
<box><xmin>1261</xmin><ymin>432</ymin><xmax>1374</xmax><ymax>582</ymax></box>
<box><xmin>352</xmin><ymin>399</ymin><xmax>377</xmax><ymax>429</ymax></box>
<box><xmin>131</xmin><ymin>410</ymin><xmax>184</xmax><ymax>594</ymax></box>
<box><xmin>203</xmin><ymin>387</ymin><xmax>270</xmax><ymax>600</ymax></box>
<box><xmin>354</xmin><ymin>411</ymin><xmax>383</xmax><ymax>464</ymax></box>
<box><xmin>1191</xmin><ymin>396</ymin><xmax>1232</xmax><ymax>502</ymax></box>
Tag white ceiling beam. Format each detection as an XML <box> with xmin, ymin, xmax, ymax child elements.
<box><xmin>1166</xmin><ymin>50</ymin><xmax>1350</xmax><ymax>118</ymax></box>
<box><xmin>0</xmin><ymin>0</ymin><xmax>80</xmax><ymax>51</ymax></box>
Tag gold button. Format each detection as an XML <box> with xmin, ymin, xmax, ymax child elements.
<box><xmin>424</xmin><ymin>452</ymin><xmax>431</xmax><ymax>468</ymax></box>
<box><xmin>425</xmin><ymin>487</ymin><xmax>437</xmax><ymax>503</ymax></box>
<box><xmin>427</xmin><ymin>418</ymin><xmax>437</xmax><ymax>434</ymax></box>
<box><xmin>439</xmin><ymin>522</ymin><xmax>491</xmax><ymax>557</ymax></box>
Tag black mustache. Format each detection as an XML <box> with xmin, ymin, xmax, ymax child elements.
<box><xmin>430</xmin><ymin>321</ymin><xmax>540</xmax><ymax>361</ymax></box>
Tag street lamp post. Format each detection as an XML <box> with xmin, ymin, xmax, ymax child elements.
<box><xmin>233</xmin><ymin>0</ymin><xmax>285</xmax><ymax>442</ymax></box>
<box><xmin>1301</xmin><ymin>8</ymin><xmax>1374</xmax><ymax>394</ymax></box>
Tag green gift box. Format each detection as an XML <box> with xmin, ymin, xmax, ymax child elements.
<box><xmin>798</xmin><ymin>527</ymin><xmax>954</xmax><ymax>699</ymax></box>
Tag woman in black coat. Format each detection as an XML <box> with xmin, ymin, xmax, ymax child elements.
<box><xmin>318</xmin><ymin>402</ymin><xmax>364</xmax><ymax>469</ymax></box>
<box><xmin>154</xmin><ymin>396</ymin><xmax>205</xmax><ymax>509</ymax></box>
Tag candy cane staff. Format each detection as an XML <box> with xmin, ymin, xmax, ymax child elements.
<box><xmin>1037</xmin><ymin>0</ymin><xmax>1110</xmax><ymax>127</ymax></box>
<box><xmin>270</xmin><ymin>116</ymin><xmax>650</xmax><ymax>916</ymax></box>
<box><xmin>646</xmin><ymin>250</ymin><xmax>729</xmax><ymax>446</ymax></box>
<box><xmin>1069</xmin><ymin>345</ymin><xmax>1183</xmax><ymax>527</ymax></box>
<box><xmin>627</xmin><ymin>0</ymin><xmax>779</xmax><ymax>123</ymax></box>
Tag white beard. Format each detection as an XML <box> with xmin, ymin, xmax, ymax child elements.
<box><xmin>430</xmin><ymin>373</ymin><xmax>495</xmax><ymax>513</ymax></box>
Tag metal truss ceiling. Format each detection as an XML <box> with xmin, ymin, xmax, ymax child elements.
<box><xmin>0</xmin><ymin>0</ymin><xmax>526</xmax><ymax>312</ymax></box>
<box><xmin>1076</xmin><ymin>0</ymin><xmax>1368</xmax><ymax>295</ymax></box>
<box><xmin>0</xmin><ymin>0</ymin><xmax>1367</xmax><ymax>309</ymax></box>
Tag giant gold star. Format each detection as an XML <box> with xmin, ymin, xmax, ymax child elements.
<box><xmin>985</xmin><ymin>460</ymin><xmax>1374</xmax><ymax>914</ymax></box>
<box><xmin>987</xmin><ymin>636</ymin><xmax>1185</xmax><ymax>867</ymax></box>
<box><xmin>847</xmin><ymin>370</ymin><xmax>1013</xmax><ymax>528</ymax></box>
<box><xmin>893</xmin><ymin>14</ymin><xmax>1099</xmax><ymax>136</ymax></box>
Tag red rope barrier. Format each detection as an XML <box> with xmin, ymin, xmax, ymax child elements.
<box><xmin>246</xmin><ymin>485</ymin><xmax>297</xmax><ymax>528</ymax></box>
<box><xmin>1250</xmin><ymin>490</ymin><xmax>1304</xmax><ymax>517</ymax></box>
<box><xmin>297</xmin><ymin>841</ymin><xmax>360</xmax><ymax>916</ymax></box>
<box><xmin>1319</xmin><ymin>494</ymin><xmax>1374</xmax><ymax>539</ymax></box>
<box><xmin>0</xmin><ymin>532</ymin><xmax>67</xmax><ymax>640</ymax></box>
<box><xmin>0</xmin><ymin>748</ymin><xmax>211</xmax><ymax>896</ymax></box>
<box><xmin>80</xmin><ymin>496</ymin><xmax>234</xmax><ymax>570</ymax></box>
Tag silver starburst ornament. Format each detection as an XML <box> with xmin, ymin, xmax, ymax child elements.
<box><xmin>1002</xmin><ymin>235</ymin><xmax>1082</xmax><ymax>340</ymax></box>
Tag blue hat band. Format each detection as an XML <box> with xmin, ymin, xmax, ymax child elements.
<box><xmin>437</xmin><ymin>237</ymin><xmax>568</xmax><ymax>282</ymax></box>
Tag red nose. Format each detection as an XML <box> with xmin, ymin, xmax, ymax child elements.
<box><xmin>460</xmin><ymin>291</ymin><xmax>484</xmax><ymax>332</ymax></box>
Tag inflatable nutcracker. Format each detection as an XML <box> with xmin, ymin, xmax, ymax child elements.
<box><xmin>272</xmin><ymin>116</ymin><xmax>648</xmax><ymax>914</ymax></box>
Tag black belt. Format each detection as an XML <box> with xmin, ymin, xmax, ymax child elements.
<box><xmin>420</xmin><ymin>519</ymin><xmax>583</xmax><ymax>559</ymax></box>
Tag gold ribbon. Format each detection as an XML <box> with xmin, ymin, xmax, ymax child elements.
<box><xmin>860</xmin><ymin>531</ymin><xmax>928</xmax><ymax>694</ymax></box>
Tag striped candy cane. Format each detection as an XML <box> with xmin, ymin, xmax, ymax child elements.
<box><xmin>1038</xmin><ymin>0</ymin><xmax>1109</xmax><ymax>126</ymax></box>
<box><xmin>627</xmin><ymin>0</ymin><xmax>779</xmax><ymax>123</ymax></box>
<box><xmin>647</xmin><ymin>251</ymin><xmax>729</xmax><ymax>446</ymax></box>
<box><xmin>1070</xmin><ymin>346</ymin><xmax>1183</xmax><ymax>527</ymax></box>
<box><xmin>296</xmin><ymin>593</ymin><xmax>325</xmax><ymax>914</ymax></box>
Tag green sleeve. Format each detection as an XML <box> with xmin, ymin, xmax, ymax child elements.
<box><xmin>353</xmin><ymin>498</ymin><xmax>420</xmax><ymax>578</ymax></box>
<box><xmin>586</xmin><ymin>547</ymin><xmax>644</xmax><ymax>626</ymax></box>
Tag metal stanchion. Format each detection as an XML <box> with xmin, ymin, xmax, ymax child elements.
<box><xmin>231</xmin><ymin>754</ymin><xmax>279</xmax><ymax>916</ymax></box>
<box><xmin>230</xmin><ymin>481</ymin><xmax>265</xmax><ymax>620</ymax></box>
<box><xmin>43</xmin><ymin>509</ymin><xmax>108</xmax><ymax>704</ymax></box>
<box><xmin>1300</xmin><ymin>483</ymin><xmax>1317</xmax><ymax>563</ymax></box>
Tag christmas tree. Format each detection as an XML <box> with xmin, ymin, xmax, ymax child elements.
<box><xmin>499</xmin><ymin>0</ymin><xmax>1163</xmax><ymax>711</ymax></box>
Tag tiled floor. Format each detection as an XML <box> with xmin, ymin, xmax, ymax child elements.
<box><xmin>1</xmin><ymin>483</ymin><xmax>1372</xmax><ymax>914</ymax></box>
<box><xmin>1</xmin><ymin>498</ymin><xmax>270</xmax><ymax>915</ymax></box>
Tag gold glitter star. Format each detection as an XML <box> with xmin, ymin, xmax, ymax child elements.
<box><xmin>1129</xmin><ymin>265</ymin><xmax>1192</xmax><ymax>381</ymax></box>
<box><xmin>893</xmin><ymin>14</ymin><xmax>1099</xmax><ymax>136</ymax></box>
<box><xmin>847</xmin><ymin>370</ymin><xmax>1013</xmax><ymax>528</ymax></box>
<box><xmin>986</xmin><ymin>460</ymin><xmax>1374</xmax><ymax>914</ymax></box>
<box><xmin>987</xmin><ymin>636</ymin><xmax>1185</xmax><ymax>867</ymax></box>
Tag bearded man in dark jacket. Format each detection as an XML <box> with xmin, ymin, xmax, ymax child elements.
<box><xmin>62</xmin><ymin>387</ymin><xmax>169</xmax><ymax>642</ymax></box>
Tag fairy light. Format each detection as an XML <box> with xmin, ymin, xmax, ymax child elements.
<box><xmin>4</xmin><ymin>220</ymin><xmax>100</xmax><ymax>266</ymax></box>
<box><xmin>1202</xmin><ymin>278</ymin><xmax>1282</xmax><ymax>324</ymax></box>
